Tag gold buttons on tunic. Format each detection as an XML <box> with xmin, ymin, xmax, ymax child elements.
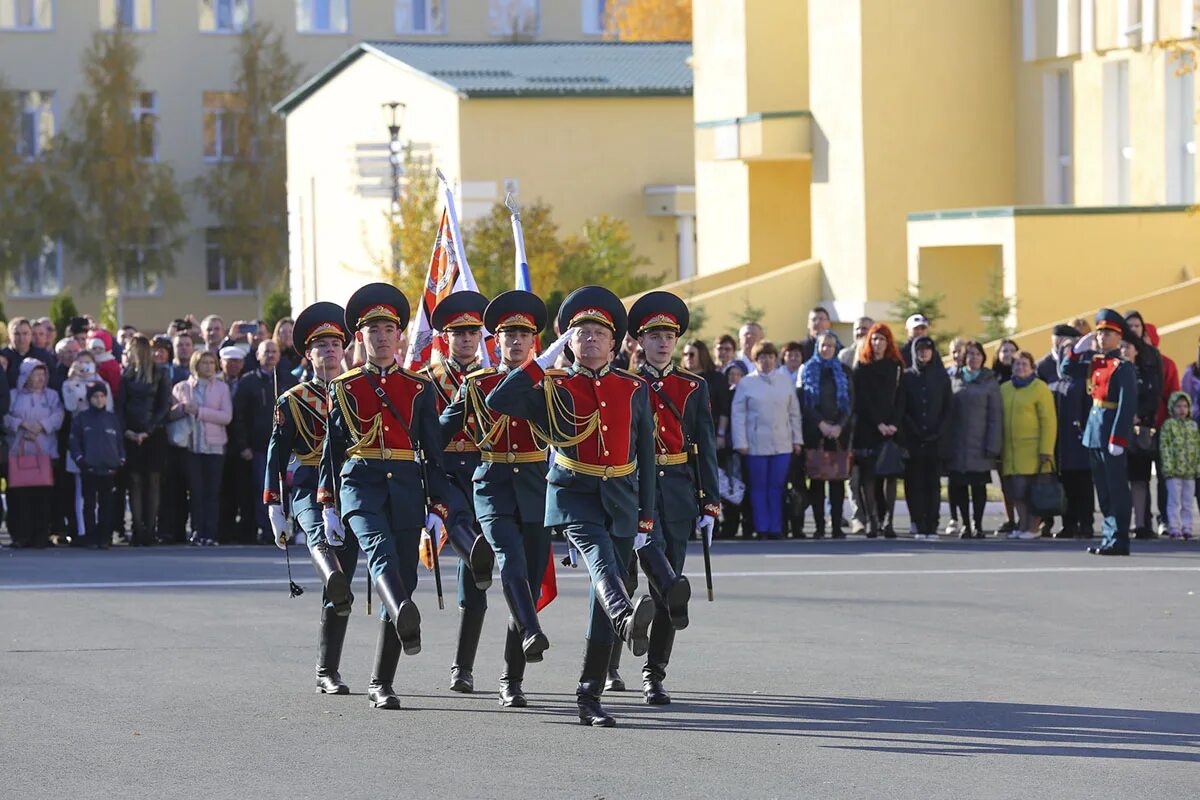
<box><xmin>386</xmin><ymin>472</ymin><xmax>393</xmax><ymax>479</ymax></box>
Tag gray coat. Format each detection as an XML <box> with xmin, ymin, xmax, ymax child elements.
<box><xmin>942</xmin><ymin>366</ymin><xmax>1002</xmax><ymax>474</ymax></box>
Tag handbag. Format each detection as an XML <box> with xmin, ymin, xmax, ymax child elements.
<box><xmin>1027</xmin><ymin>462</ymin><xmax>1066</xmax><ymax>518</ymax></box>
<box><xmin>805</xmin><ymin>447</ymin><xmax>852</xmax><ymax>481</ymax></box>
<box><xmin>1130</xmin><ymin>425</ymin><xmax>1157</xmax><ymax>456</ymax></box>
<box><xmin>167</xmin><ymin>416</ymin><xmax>193</xmax><ymax>449</ymax></box>
<box><xmin>7</xmin><ymin>439</ymin><xmax>53</xmax><ymax>488</ymax></box>
<box><xmin>874</xmin><ymin>439</ymin><xmax>908</xmax><ymax>478</ymax></box>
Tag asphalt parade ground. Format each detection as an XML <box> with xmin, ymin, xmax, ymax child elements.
<box><xmin>2</xmin><ymin>537</ymin><xmax>1198</xmax><ymax>799</ymax></box>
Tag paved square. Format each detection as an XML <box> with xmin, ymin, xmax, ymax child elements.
<box><xmin>2</xmin><ymin>538</ymin><xmax>1197</xmax><ymax>799</ymax></box>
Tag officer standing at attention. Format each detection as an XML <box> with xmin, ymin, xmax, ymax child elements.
<box><xmin>319</xmin><ymin>283</ymin><xmax>457</xmax><ymax>710</ymax></box>
<box><xmin>487</xmin><ymin>285</ymin><xmax>657</xmax><ymax>727</ymax></box>
<box><xmin>628</xmin><ymin>290</ymin><xmax>720</xmax><ymax>705</ymax></box>
<box><xmin>440</xmin><ymin>290</ymin><xmax>553</xmax><ymax>708</ymax></box>
<box><xmin>1063</xmin><ymin>308</ymin><xmax>1137</xmax><ymax>556</ymax></box>
<box><xmin>265</xmin><ymin>302</ymin><xmax>357</xmax><ymax>695</ymax></box>
<box><xmin>421</xmin><ymin>291</ymin><xmax>497</xmax><ymax>694</ymax></box>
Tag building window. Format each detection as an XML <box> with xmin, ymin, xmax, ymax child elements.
<box><xmin>582</xmin><ymin>0</ymin><xmax>607</xmax><ymax>35</ymax></box>
<box><xmin>205</xmin><ymin>229</ymin><xmax>249</xmax><ymax>292</ymax></box>
<box><xmin>6</xmin><ymin>239</ymin><xmax>61</xmax><ymax>298</ymax></box>
<box><xmin>0</xmin><ymin>0</ymin><xmax>53</xmax><ymax>30</ymax></box>
<box><xmin>489</xmin><ymin>0</ymin><xmax>539</xmax><ymax>37</ymax></box>
<box><xmin>120</xmin><ymin>230</ymin><xmax>162</xmax><ymax>296</ymax></box>
<box><xmin>17</xmin><ymin>91</ymin><xmax>54</xmax><ymax>159</ymax></box>
<box><xmin>101</xmin><ymin>0</ymin><xmax>153</xmax><ymax>30</ymax></box>
<box><xmin>1182</xmin><ymin>0</ymin><xmax>1196</xmax><ymax>38</ymax></box>
<box><xmin>296</xmin><ymin>0</ymin><xmax>347</xmax><ymax>33</ymax></box>
<box><xmin>1104</xmin><ymin>60</ymin><xmax>1132</xmax><ymax>204</ymax></box>
<box><xmin>202</xmin><ymin>91</ymin><xmax>245</xmax><ymax>161</ymax></box>
<box><xmin>1044</xmin><ymin>69</ymin><xmax>1074</xmax><ymax>204</ymax></box>
<box><xmin>1166</xmin><ymin>64</ymin><xmax>1196</xmax><ymax>204</ymax></box>
<box><xmin>395</xmin><ymin>0</ymin><xmax>445</xmax><ymax>34</ymax></box>
<box><xmin>1118</xmin><ymin>0</ymin><xmax>1155</xmax><ymax>47</ymax></box>
<box><xmin>132</xmin><ymin>91</ymin><xmax>158</xmax><ymax>161</ymax></box>
<box><xmin>199</xmin><ymin>0</ymin><xmax>250</xmax><ymax>32</ymax></box>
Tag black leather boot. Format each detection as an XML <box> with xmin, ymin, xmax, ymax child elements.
<box><xmin>642</xmin><ymin>610</ymin><xmax>675</xmax><ymax>706</ymax></box>
<box><xmin>635</xmin><ymin>543</ymin><xmax>691</xmax><ymax>630</ymax></box>
<box><xmin>605</xmin><ymin>642</ymin><xmax>625</xmax><ymax>692</ymax></box>
<box><xmin>374</xmin><ymin>569</ymin><xmax>421</xmax><ymax>655</ymax></box>
<box><xmin>315</xmin><ymin>607</ymin><xmax>350</xmax><ymax>694</ymax></box>
<box><xmin>577</xmin><ymin>639</ymin><xmax>616</xmax><ymax>727</ymax></box>
<box><xmin>310</xmin><ymin>541</ymin><xmax>351</xmax><ymax>616</ymax></box>
<box><xmin>594</xmin><ymin>574</ymin><xmax>655</xmax><ymax>656</ymax></box>
<box><xmin>446</xmin><ymin>520</ymin><xmax>495</xmax><ymax>590</ymax></box>
<box><xmin>449</xmin><ymin>606</ymin><xmax>485</xmax><ymax>693</ymax></box>
<box><xmin>367</xmin><ymin>620</ymin><xmax>402</xmax><ymax>709</ymax></box>
<box><xmin>502</xmin><ymin>578</ymin><xmax>549</xmax><ymax>663</ymax></box>
<box><xmin>498</xmin><ymin>622</ymin><xmax>527</xmax><ymax>708</ymax></box>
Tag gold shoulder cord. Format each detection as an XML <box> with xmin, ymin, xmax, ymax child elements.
<box><xmin>286</xmin><ymin>391</ymin><xmax>325</xmax><ymax>456</ymax></box>
<box><xmin>467</xmin><ymin>377</ymin><xmax>549</xmax><ymax>453</ymax></box>
<box><xmin>334</xmin><ymin>379</ymin><xmax>383</xmax><ymax>459</ymax></box>
<box><xmin>529</xmin><ymin>373</ymin><xmax>602</xmax><ymax>451</ymax></box>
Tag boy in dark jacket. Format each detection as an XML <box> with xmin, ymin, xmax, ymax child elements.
<box><xmin>70</xmin><ymin>382</ymin><xmax>126</xmax><ymax>549</ymax></box>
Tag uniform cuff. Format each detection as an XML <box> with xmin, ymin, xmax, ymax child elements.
<box><xmin>703</xmin><ymin>503</ymin><xmax>721</xmax><ymax>518</ymax></box>
<box><xmin>1109</xmin><ymin>435</ymin><xmax>1128</xmax><ymax>447</ymax></box>
<box><xmin>431</xmin><ymin>502</ymin><xmax>450</xmax><ymax>521</ymax></box>
<box><xmin>638</xmin><ymin>519</ymin><xmax>654</xmax><ymax>533</ymax></box>
<box><xmin>317</xmin><ymin>488</ymin><xmax>335</xmax><ymax>505</ymax></box>
<box><xmin>521</xmin><ymin>361</ymin><xmax>545</xmax><ymax>383</ymax></box>
<box><xmin>263</xmin><ymin>490</ymin><xmax>280</xmax><ymax>505</ymax></box>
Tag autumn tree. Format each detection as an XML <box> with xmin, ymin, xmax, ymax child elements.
<box><xmin>194</xmin><ymin>22</ymin><xmax>300</xmax><ymax>291</ymax></box>
<box><xmin>608</xmin><ymin>0</ymin><xmax>691</xmax><ymax>41</ymax></box>
<box><xmin>464</xmin><ymin>199</ymin><xmax>564</xmax><ymax>298</ymax></box>
<box><xmin>0</xmin><ymin>74</ymin><xmax>73</xmax><ymax>288</ymax></box>
<box><xmin>55</xmin><ymin>28</ymin><xmax>186</xmax><ymax>309</ymax></box>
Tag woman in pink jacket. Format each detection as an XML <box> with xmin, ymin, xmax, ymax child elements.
<box><xmin>169</xmin><ymin>350</ymin><xmax>232</xmax><ymax>546</ymax></box>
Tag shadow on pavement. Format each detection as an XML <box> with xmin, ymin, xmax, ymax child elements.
<box><xmin>609</xmin><ymin>692</ymin><xmax>1200</xmax><ymax>760</ymax></box>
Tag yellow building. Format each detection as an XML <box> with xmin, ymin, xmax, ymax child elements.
<box><xmin>663</xmin><ymin>0</ymin><xmax>1200</xmax><ymax>368</ymax></box>
<box><xmin>0</xmin><ymin>0</ymin><xmax>610</xmax><ymax>331</ymax></box>
<box><xmin>275</xmin><ymin>41</ymin><xmax>695</xmax><ymax>310</ymax></box>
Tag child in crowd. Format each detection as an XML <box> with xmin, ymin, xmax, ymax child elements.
<box><xmin>68</xmin><ymin>382</ymin><xmax>125</xmax><ymax>549</ymax></box>
<box><xmin>1159</xmin><ymin>391</ymin><xmax>1200</xmax><ymax>540</ymax></box>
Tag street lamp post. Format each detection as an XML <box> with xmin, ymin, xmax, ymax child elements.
<box><xmin>383</xmin><ymin>101</ymin><xmax>406</xmax><ymax>272</ymax></box>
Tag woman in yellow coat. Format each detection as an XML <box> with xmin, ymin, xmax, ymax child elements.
<box><xmin>999</xmin><ymin>351</ymin><xmax>1057</xmax><ymax>539</ymax></box>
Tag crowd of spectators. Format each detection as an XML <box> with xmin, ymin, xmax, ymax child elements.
<box><xmin>3</xmin><ymin>302</ymin><xmax>1199</xmax><ymax>549</ymax></box>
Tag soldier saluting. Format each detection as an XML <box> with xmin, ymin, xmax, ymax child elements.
<box><xmin>487</xmin><ymin>285</ymin><xmax>657</xmax><ymax>727</ymax></box>
<box><xmin>1063</xmin><ymin>308</ymin><xmax>1137</xmax><ymax>556</ymax></box>
<box><xmin>264</xmin><ymin>301</ymin><xmax>357</xmax><ymax>695</ymax></box>
<box><xmin>440</xmin><ymin>290</ymin><xmax>554</xmax><ymax>708</ymax></box>
<box><xmin>419</xmin><ymin>290</ymin><xmax>496</xmax><ymax>694</ymax></box>
<box><xmin>318</xmin><ymin>283</ymin><xmax>458</xmax><ymax>710</ymax></box>
<box><xmin>627</xmin><ymin>290</ymin><xmax>720</xmax><ymax>705</ymax></box>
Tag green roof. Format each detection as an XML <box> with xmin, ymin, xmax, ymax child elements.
<box><xmin>276</xmin><ymin>41</ymin><xmax>692</xmax><ymax>113</ymax></box>
<box><xmin>907</xmin><ymin>204</ymin><xmax>1194</xmax><ymax>221</ymax></box>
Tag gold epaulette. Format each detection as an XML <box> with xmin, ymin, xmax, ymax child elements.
<box><xmin>330</xmin><ymin>366</ymin><xmax>363</xmax><ymax>386</ymax></box>
<box><xmin>615</xmin><ymin>367</ymin><xmax>645</xmax><ymax>381</ymax></box>
<box><xmin>545</xmin><ymin>368</ymin><xmax>569</xmax><ymax>377</ymax></box>
<box><xmin>675</xmin><ymin>367</ymin><xmax>702</xmax><ymax>380</ymax></box>
<box><xmin>466</xmin><ymin>366</ymin><xmax>497</xmax><ymax>381</ymax></box>
<box><xmin>403</xmin><ymin>366</ymin><xmax>430</xmax><ymax>381</ymax></box>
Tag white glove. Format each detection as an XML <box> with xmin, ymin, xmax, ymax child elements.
<box><xmin>267</xmin><ymin>505</ymin><xmax>289</xmax><ymax>550</ymax></box>
<box><xmin>695</xmin><ymin>515</ymin><xmax>715</xmax><ymax>547</ymax></box>
<box><xmin>535</xmin><ymin>327</ymin><xmax>575</xmax><ymax>370</ymax></box>
<box><xmin>633</xmin><ymin>532</ymin><xmax>649</xmax><ymax>550</ymax></box>
<box><xmin>424</xmin><ymin>512</ymin><xmax>446</xmax><ymax>540</ymax></box>
<box><xmin>1108</xmin><ymin>442</ymin><xmax>1125</xmax><ymax>457</ymax></box>
<box><xmin>1073</xmin><ymin>331</ymin><xmax>1097</xmax><ymax>354</ymax></box>
<box><xmin>322</xmin><ymin>506</ymin><xmax>346</xmax><ymax>547</ymax></box>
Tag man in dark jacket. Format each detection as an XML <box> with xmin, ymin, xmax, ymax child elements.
<box><xmin>230</xmin><ymin>339</ymin><xmax>296</xmax><ymax>542</ymax></box>
<box><xmin>1035</xmin><ymin>324</ymin><xmax>1080</xmax><ymax>535</ymax></box>
<box><xmin>2</xmin><ymin>317</ymin><xmax>54</xmax><ymax>389</ymax></box>
<box><xmin>901</xmin><ymin>336</ymin><xmax>952</xmax><ymax>537</ymax></box>
<box><xmin>69</xmin><ymin>382</ymin><xmax>126</xmax><ymax>549</ymax></box>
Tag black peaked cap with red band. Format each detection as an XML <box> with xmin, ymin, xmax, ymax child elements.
<box><xmin>484</xmin><ymin>290</ymin><xmax>547</xmax><ymax>334</ymax></box>
<box><xmin>1094</xmin><ymin>308</ymin><xmax>1128</xmax><ymax>336</ymax></box>
<box><xmin>628</xmin><ymin>290</ymin><xmax>690</xmax><ymax>337</ymax></box>
<box><xmin>294</xmin><ymin>301</ymin><xmax>350</xmax><ymax>348</ymax></box>
<box><xmin>345</xmin><ymin>282</ymin><xmax>411</xmax><ymax>332</ymax></box>
<box><xmin>556</xmin><ymin>285</ymin><xmax>628</xmax><ymax>343</ymax></box>
<box><xmin>431</xmin><ymin>290</ymin><xmax>489</xmax><ymax>332</ymax></box>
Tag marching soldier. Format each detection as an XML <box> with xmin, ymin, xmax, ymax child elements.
<box><xmin>265</xmin><ymin>301</ymin><xmax>357</xmax><ymax>695</ymax></box>
<box><xmin>420</xmin><ymin>291</ymin><xmax>497</xmax><ymax>694</ymax></box>
<box><xmin>627</xmin><ymin>290</ymin><xmax>720</xmax><ymax>705</ymax></box>
<box><xmin>318</xmin><ymin>283</ymin><xmax>458</xmax><ymax>709</ymax></box>
<box><xmin>1064</xmin><ymin>308</ymin><xmax>1137</xmax><ymax>556</ymax></box>
<box><xmin>440</xmin><ymin>290</ymin><xmax>553</xmax><ymax>708</ymax></box>
<box><xmin>486</xmin><ymin>285</ymin><xmax>660</xmax><ymax>727</ymax></box>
